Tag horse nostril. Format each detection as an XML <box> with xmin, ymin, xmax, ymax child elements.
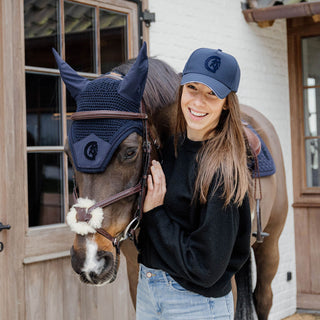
<box><xmin>98</xmin><ymin>250</ymin><xmax>113</xmax><ymax>260</ymax></box>
<box><xmin>98</xmin><ymin>251</ymin><xmax>113</xmax><ymax>269</ymax></box>
<box><xmin>70</xmin><ymin>246</ymin><xmax>85</xmax><ymax>275</ymax></box>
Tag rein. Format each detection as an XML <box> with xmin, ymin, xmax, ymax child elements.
<box><xmin>71</xmin><ymin>94</ymin><xmax>151</xmax><ymax>254</ymax></box>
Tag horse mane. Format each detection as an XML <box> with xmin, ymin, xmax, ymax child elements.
<box><xmin>113</xmin><ymin>57</ymin><xmax>181</xmax><ymax>143</ymax></box>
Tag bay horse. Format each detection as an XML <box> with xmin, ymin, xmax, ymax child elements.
<box><xmin>55</xmin><ymin>46</ymin><xmax>288</xmax><ymax>320</ymax></box>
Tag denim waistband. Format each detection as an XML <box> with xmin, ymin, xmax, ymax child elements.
<box><xmin>139</xmin><ymin>264</ymin><xmax>167</xmax><ymax>280</ymax></box>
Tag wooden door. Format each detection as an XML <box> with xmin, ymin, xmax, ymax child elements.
<box><xmin>287</xmin><ymin>17</ymin><xmax>320</xmax><ymax>310</ymax></box>
<box><xmin>0</xmin><ymin>0</ymin><xmax>142</xmax><ymax>319</ymax></box>
<box><xmin>0</xmin><ymin>0</ymin><xmax>27</xmax><ymax>318</ymax></box>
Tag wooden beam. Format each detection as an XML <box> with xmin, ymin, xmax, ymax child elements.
<box><xmin>243</xmin><ymin>2</ymin><xmax>320</xmax><ymax>27</ymax></box>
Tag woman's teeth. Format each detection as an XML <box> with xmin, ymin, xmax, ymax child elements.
<box><xmin>190</xmin><ymin>108</ymin><xmax>207</xmax><ymax>117</ymax></box>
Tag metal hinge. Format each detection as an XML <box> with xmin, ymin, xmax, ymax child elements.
<box><xmin>140</xmin><ymin>10</ymin><xmax>155</xmax><ymax>27</ymax></box>
<box><xmin>0</xmin><ymin>222</ymin><xmax>11</xmax><ymax>252</ymax></box>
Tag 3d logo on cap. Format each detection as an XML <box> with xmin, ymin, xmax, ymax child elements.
<box><xmin>205</xmin><ymin>56</ymin><xmax>221</xmax><ymax>73</ymax></box>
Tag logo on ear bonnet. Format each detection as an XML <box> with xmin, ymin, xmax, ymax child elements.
<box><xmin>84</xmin><ymin>141</ymin><xmax>98</xmax><ymax>160</ymax></box>
<box><xmin>205</xmin><ymin>56</ymin><xmax>221</xmax><ymax>73</ymax></box>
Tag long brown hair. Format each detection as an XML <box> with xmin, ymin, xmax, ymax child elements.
<box><xmin>175</xmin><ymin>86</ymin><xmax>252</xmax><ymax>207</ymax></box>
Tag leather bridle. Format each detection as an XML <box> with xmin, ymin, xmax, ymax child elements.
<box><xmin>71</xmin><ymin>74</ymin><xmax>152</xmax><ymax>254</ymax></box>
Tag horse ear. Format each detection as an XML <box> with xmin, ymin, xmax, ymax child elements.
<box><xmin>118</xmin><ymin>42</ymin><xmax>148</xmax><ymax>105</ymax></box>
<box><xmin>52</xmin><ymin>48</ymin><xmax>89</xmax><ymax>100</ymax></box>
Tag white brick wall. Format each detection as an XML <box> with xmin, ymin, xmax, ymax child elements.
<box><xmin>148</xmin><ymin>1</ymin><xmax>296</xmax><ymax>319</ymax></box>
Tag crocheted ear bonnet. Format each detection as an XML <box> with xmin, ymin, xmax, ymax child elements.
<box><xmin>53</xmin><ymin>43</ymin><xmax>148</xmax><ymax>173</ymax></box>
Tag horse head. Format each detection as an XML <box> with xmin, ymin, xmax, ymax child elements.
<box><xmin>53</xmin><ymin>44</ymin><xmax>180</xmax><ymax>285</ymax></box>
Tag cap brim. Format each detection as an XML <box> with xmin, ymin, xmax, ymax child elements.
<box><xmin>181</xmin><ymin>73</ymin><xmax>230</xmax><ymax>99</ymax></box>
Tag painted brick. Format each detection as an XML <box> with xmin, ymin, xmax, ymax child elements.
<box><xmin>149</xmin><ymin>1</ymin><xmax>296</xmax><ymax>319</ymax></box>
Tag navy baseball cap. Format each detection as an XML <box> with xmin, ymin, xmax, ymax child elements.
<box><xmin>181</xmin><ymin>48</ymin><xmax>240</xmax><ymax>99</ymax></box>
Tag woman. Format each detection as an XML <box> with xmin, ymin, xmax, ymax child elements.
<box><xmin>137</xmin><ymin>48</ymin><xmax>252</xmax><ymax>320</ymax></box>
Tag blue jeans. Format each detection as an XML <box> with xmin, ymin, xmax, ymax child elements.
<box><xmin>136</xmin><ymin>264</ymin><xmax>234</xmax><ymax>320</ymax></box>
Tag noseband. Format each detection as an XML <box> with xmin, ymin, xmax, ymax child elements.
<box><xmin>70</xmin><ymin>74</ymin><xmax>152</xmax><ymax>254</ymax></box>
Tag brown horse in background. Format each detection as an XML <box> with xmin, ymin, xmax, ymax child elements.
<box><xmin>65</xmin><ymin>57</ymin><xmax>288</xmax><ymax>320</ymax></box>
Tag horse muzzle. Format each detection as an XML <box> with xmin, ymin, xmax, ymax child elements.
<box><xmin>70</xmin><ymin>245</ymin><xmax>119</xmax><ymax>285</ymax></box>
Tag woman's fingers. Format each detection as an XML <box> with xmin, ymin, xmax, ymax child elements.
<box><xmin>150</xmin><ymin>161</ymin><xmax>162</xmax><ymax>186</ymax></box>
<box><xmin>143</xmin><ymin>160</ymin><xmax>166</xmax><ymax>213</ymax></box>
<box><xmin>147</xmin><ymin>174</ymin><xmax>153</xmax><ymax>191</ymax></box>
<box><xmin>151</xmin><ymin>161</ymin><xmax>166</xmax><ymax>193</ymax></box>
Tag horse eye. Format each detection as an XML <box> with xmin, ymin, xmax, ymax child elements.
<box><xmin>124</xmin><ymin>148</ymin><xmax>137</xmax><ymax>160</ymax></box>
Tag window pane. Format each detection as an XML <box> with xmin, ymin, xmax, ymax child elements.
<box><xmin>302</xmin><ymin>36</ymin><xmax>320</xmax><ymax>87</ymax></box>
<box><xmin>28</xmin><ymin>153</ymin><xmax>64</xmax><ymax>227</ymax></box>
<box><xmin>305</xmin><ymin>139</ymin><xmax>320</xmax><ymax>187</ymax></box>
<box><xmin>100</xmin><ymin>9</ymin><xmax>127</xmax><ymax>73</ymax></box>
<box><xmin>24</xmin><ymin>0</ymin><xmax>59</xmax><ymax>68</ymax></box>
<box><xmin>64</xmin><ymin>1</ymin><xmax>95</xmax><ymax>73</ymax></box>
<box><xmin>304</xmin><ymin>86</ymin><xmax>320</xmax><ymax>137</ymax></box>
<box><xmin>26</xmin><ymin>73</ymin><xmax>61</xmax><ymax>146</ymax></box>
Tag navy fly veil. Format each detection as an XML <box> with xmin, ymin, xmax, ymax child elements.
<box><xmin>53</xmin><ymin>43</ymin><xmax>148</xmax><ymax>173</ymax></box>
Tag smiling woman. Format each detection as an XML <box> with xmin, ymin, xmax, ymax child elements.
<box><xmin>137</xmin><ymin>48</ymin><xmax>252</xmax><ymax>320</ymax></box>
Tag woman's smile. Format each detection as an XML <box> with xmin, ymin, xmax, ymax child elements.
<box><xmin>188</xmin><ymin>107</ymin><xmax>208</xmax><ymax>118</ymax></box>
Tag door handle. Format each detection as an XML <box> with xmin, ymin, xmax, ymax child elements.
<box><xmin>0</xmin><ymin>222</ymin><xmax>11</xmax><ymax>231</ymax></box>
<box><xmin>0</xmin><ymin>222</ymin><xmax>11</xmax><ymax>252</ymax></box>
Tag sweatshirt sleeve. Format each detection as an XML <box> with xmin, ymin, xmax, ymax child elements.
<box><xmin>141</xmin><ymin>187</ymin><xmax>251</xmax><ymax>288</ymax></box>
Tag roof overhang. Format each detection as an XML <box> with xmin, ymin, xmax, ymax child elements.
<box><xmin>242</xmin><ymin>1</ymin><xmax>320</xmax><ymax>27</ymax></box>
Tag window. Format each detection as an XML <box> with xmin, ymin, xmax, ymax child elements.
<box><xmin>301</xmin><ymin>36</ymin><xmax>320</xmax><ymax>188</ymax></box>
<box><xmin>24</xmin><ymin>0</ymin><xmax>136</xmax><ymax>228</ymax></box>
<box><xmin>287</xmin><ymin>18</ymin><xmax>320</xmax><ymax>201</ymax></box>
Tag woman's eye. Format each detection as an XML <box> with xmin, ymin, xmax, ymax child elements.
<box><xmin>187</xmin><ymin>84</ymin><xmax>196</xmax><ymax>90</ymax></box>
<box><xmin>209</xmin><ymin>91</ymin><xmax>216</xmax><ymax>96</ymax></box>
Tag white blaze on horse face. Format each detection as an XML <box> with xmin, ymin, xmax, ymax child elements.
<box><xmin>82</xmin><ymin>239</ymin><xmax>104</xmax><ymax>275</ymax></box>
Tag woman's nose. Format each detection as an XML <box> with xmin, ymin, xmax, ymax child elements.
<box><xmin>193</xmin><ymin>95</ymin><xmax>205</xmax><ymax>108</ymax></box>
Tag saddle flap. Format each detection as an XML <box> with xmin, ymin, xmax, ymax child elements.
<box><xmin>243</xmin><ymin>125</ymin><xmax>261</xmax><ymax>157</ymax></box>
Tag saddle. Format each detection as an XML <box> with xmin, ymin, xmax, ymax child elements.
<box><xmin>242</xmin><ymin>122</ymin><xmax>275</xmax><ymax>243</ymax></box>
<box><xmin>243</xmin><ymin>122</ymin><xmax>261</xmax><ymax>157</ymax></box>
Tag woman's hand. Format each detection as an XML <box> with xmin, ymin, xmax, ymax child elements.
<box><xmin>143</xmin><ymin>160</ymin><xmax>166</xmax><ymax>213</ymax></box>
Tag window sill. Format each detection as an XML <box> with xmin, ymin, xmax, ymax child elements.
<box><xmin>25</xmin><ymin>224</ymin><xmax>74</xmax><ymax>258</ymax></box>
<box><xmin>23</xmin><ymin>250</ymin><xmax>70</xmax><ymax>265</ymax></box>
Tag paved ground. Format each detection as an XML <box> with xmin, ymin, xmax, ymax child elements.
<box><xmin>283</xmin><ymin>314</ymin><xmax>320</xmax><ymax>320</ymax></box>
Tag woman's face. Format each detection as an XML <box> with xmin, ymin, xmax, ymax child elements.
<box><xmin>180</xmin><ymin>82</ymin><xmax>226</xmax><ymax>141</ymax></box>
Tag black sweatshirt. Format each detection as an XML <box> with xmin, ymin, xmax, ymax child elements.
<box><xmin>137</xmin><ymin>137</ymin><xmax>251</xmax><ymax>298</ymax></box>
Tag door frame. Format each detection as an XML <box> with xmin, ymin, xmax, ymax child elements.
<box><xmin>0</xmin><ymin>0</ymin><xmax>27</xmax><ymax>318</ymax></box>
<box><xmin>287</xmin><ymin>16</ymin><xmax>320</xmax><ymax>310</ymax></box>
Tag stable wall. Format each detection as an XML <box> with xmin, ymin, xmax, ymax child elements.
<box><xmin>148</xmin><ymin>1</ymin><xmax>296</xmax><ymax>319</ymax></box>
